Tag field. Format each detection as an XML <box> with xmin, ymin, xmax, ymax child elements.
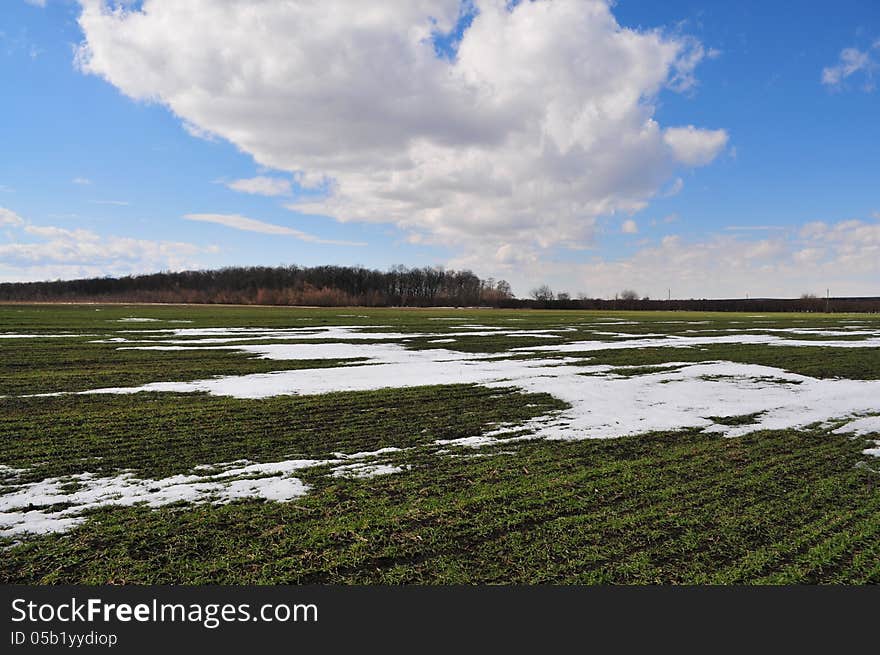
<box><xmin>1</xmin><ymin>304</ymin><xmax>879</xmax><ymax>584</ymax></box>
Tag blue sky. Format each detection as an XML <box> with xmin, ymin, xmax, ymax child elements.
<box><xmin>1</xmin><ymin>0</ymin><xmax>878</xmax><ymax>298</ymax></box>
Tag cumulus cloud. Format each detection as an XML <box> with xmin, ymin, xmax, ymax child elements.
<box><xmin>662</xmin><ymin>126</ymin><xmax>729</xmax><ymax>166</ymax></box>
<box><xmin>0</xmin><ymin>206</ymin><xmax>211</xmax><ymax>281</ymax></box>
<box><xmin>225</xmin><ymin>176</ymin><xmax>292</xmax><ymax>197</ymax></box>
<box><xmin>75</xmin><ymin>0</ymin><xmax>728</xmax><ymax>256</ymax></box>
<box><xmin>822</xmin><ymin>44</ymin><xmax>878</xmax><ymax>91</ymax></box>
<box><xmin>621</xmin><ymin>219</ymin><xmax>638</xmax><ymax>234</ymax></box>
<box><xmin>451</xmin><ymin>218</ymin><xmax>880</xmax><ymax>298</ymax></box>
<box><xmin>0</xmin><ymin>207</ymin><xmax>26</xmax><ymax>227</ymax></box>
<box><xmin>183</xmin><ymin>213</ymin><xmax>366</xmax><ymax>246</ymax></box>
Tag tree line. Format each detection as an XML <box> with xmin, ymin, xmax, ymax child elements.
<box><xmin>521</xmin><ymin>286</ymin><xmax>880</xmax><ymax>312</ymax></box>
<box><xmin>0</xmin><ymin>265</ymin><xmax>877</xmax><ymax>312</ymax></box>
<box><xmin>0</xmin><ymin>265</ymin><xmax>513</xmax><ymax>307</ymax></box>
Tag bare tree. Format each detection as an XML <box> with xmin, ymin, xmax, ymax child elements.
<box><xmin>531</xmin><ymin>285</ymin><xmax>555</xmax><ymax>302</ymax></box>
<box><xmin>619</xmin><ymin>289</ymin><xmax>639</xmax><ymax>301</ymax></box>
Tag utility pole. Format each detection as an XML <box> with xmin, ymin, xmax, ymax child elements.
<box><xmin>667</xmin><ymin>288</ymin><xmax>671</xmax><ymax>301</ymax></box>
<box><xmin>826</xmin><ymin>288</ymin><xmax>830</xmax><ymax>314</ymax></box>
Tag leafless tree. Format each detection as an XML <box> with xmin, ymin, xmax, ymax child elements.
<box><xmin>531</xmin><ymin>285</ymin><xmax>555</xmax><ymax>302</ymax></box>
<box><xmin>495</xmin><ymin>280</ymin><xmax>513</xmax><ymax>298</ymax></box>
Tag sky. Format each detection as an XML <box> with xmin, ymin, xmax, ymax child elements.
<box><xmin>1</xmin><ymin>0</ymin><xmax>878</xmax><ymax>299</ymax></box>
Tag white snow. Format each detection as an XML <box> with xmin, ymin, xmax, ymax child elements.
<box><xmin>833</xmin><ymin>417</ymin><xmax>880</xmax><ymax>458</ymax></box>
<box><xmin>43</xmin><ymin>327</ymin><xmax>880</xmax><ymax>444</ymax></box>
<box><xmin>590</xmin><ymin>331</ymin><xmax>670</xmax><ymax>338</ymax></box>
<box><xmin>69</xmin><ymin>347</ymin><xmax>880</xmax><ymax>449</ymax></box>
<box><xmin>337</xmin><ymin>447</ymin><xmax>403</xmax><ymax>459</ymax></box>
<box><xmin>330</xmin><ymin>463</ymin><xmax>407</xmax><ymax>479</ymax></box>
<box><xmin>5</xmin><ymin>318</ymin><xmax>880</xmax><ymax>537</ymax></box>
<box><xmin>728</xmin><ymin>327</ymin><xmax>880</xmax><ymax>337</ymax></box>
<box><xmin>834</xmin><ymin>416</ymin><xmax>880</xmax><ymax>437</ymax></box>
<box><xmin>0</xmin><ymin>445</ymin><xmax>409</xmax><ymax>537</ymax></box>
<box><xmin>515</xmin><ymin>332</ymin><xmax>880</xmax><ymax>353</ymax></box>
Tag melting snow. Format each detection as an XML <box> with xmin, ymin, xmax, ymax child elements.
<box><xmin>330</xmin><ymin>463</ymin><xmax>408</xmax><ymax>479</ymax></box>
<box><xmin>0</xmin><ymin>445</ymin><xmax>407</xmax><ymax>538</ymax></box>
<box><xmin>834</xmin><ymin>416</ymin><xmax>880</xmax><ymax>437</ymax></box>
<box><xmin>5</xmin><ymin>319</ymin><xmax>880</xmax><ymax>537</ymax></box>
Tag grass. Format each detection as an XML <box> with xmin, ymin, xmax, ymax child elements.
<box><xmin>1</xmin><ymin>303</ymin><xmax>878</xmax><ymax>584</ymax></box>
<box><xmin>573</xmin><ymin>344</ymin><xmax>880</xmax><ymax>380</ymax></box>
<box><xmin>0</xmin><ymin>385</ymin><xmax>565</xmax><ymax>482</ymax></box>
<box><xmin>2</xmin><ymin>427</ymin><xmax>877</xmax><ymax>584</ymax></box>
<box><xmin>0</xmin><ymin>342</ymin><xmax>366</xmax><ymax>395</ymax></box>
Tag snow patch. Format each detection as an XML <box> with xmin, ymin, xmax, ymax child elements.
<box><xmin>0</xmin><ymin>445</ymin><xmax>410</xmax><ymax>537</ymax></box>
<box><xmin>330</xmin><ymin>463</ymin><xmax>408</xmax><ymax>479</ymax></box>
<box><xmin>6</xmin><ymin>319</ymin><xmax>880</xmax><ymax>536</ymax></box>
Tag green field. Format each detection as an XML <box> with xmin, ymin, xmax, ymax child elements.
<box><xmin>1</xmin><ymin>304</ymin><xmax>879</xmax><ymax>583</ymax></box>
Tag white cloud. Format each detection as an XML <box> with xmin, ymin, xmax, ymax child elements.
<box><xmin>662</xmin><ymin>126</ymin><xmax>729</xmax><ymax>166</ymax></box>
<box><xmin>72</xmin><ymin>177</ymin><xmax>92</xmax><ymax>185</ymax></box>
<box><xmin>25</xmin><ymin>0</ymin><xmax>47</xmax><ymax>8</ymax></box>
<box><xmin>181</xmin><ymin>120</ymin><xmax>218</xmax><ymax>142</ymax></box>
<box><xmin>621</xmin><ymin>219</ymin><xmax>638</xmax><ymax>234</ymax></box>
<box><xmin>183</xmin><ymin>213</ymin><xmax>366</xmax><ymax>246</ymax></box>
<box><xmin>76</xmin><ymin>0</ymin><xmax>727</xmax><ymax>257</ymax></box>
<box><xmin>872</xmin><ymin>210</ymin><xmax>880</xmax><ymax>220</ymax></box>
<box><xmin>724</xmin><ymin>225</ymin><xmax>785</xmax><ymax>231</ymax></box>
<box><xmin>225</xmin><ymin>176</ymin><xmax>292</xmax><ymax>197</ymax></box>
<box><xmin>0</xmin><ymin>206</ymin><xmax>210</xmax><ymax>281</ymax></box>
<box><xmin>822</xmin><ymin>45</ymin><xmax>877</xmax><ymax>90</ymax></box>
<box><xmin>792</xmin><ymin>248</ymin><xmax>824</xmax><ymax>265</ymax></box>
<box><xmin>449</xmin><ymin>217</ymin><xmax>880</xmax><ymax>298</ymax></box>
<box><xmin>0</xmin><ymin>207</ymin><xmax>26</xmax><ymax>227</ymax></box>
<box><xmin>92</xmin><ymin>199</ymin><xmax>130</xmax><ymax>206</ymax></box>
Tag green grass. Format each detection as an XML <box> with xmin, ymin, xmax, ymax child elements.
<box><xmin>0</xmin><ymin>385</ymin><xmax>565</xmax><ymax>482</ymax></box>
<box><xmin>0</xmin><ymin>342</ymin><xmax>366</xmax><ymax>395</ymax></box>
<box><xmin>2</xmin><ymin>427</ymin><xmax>877</xmax><ymax>584</ymax></box>
<box><xmin>1</xmin><ymin>303</ymin><xmax>879</xmax><ymax>584</ymax></box>
<box><xmin>572</xmin><ymin>344</ymin><xmax>880</xmax><ymax>380</ymax></box>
